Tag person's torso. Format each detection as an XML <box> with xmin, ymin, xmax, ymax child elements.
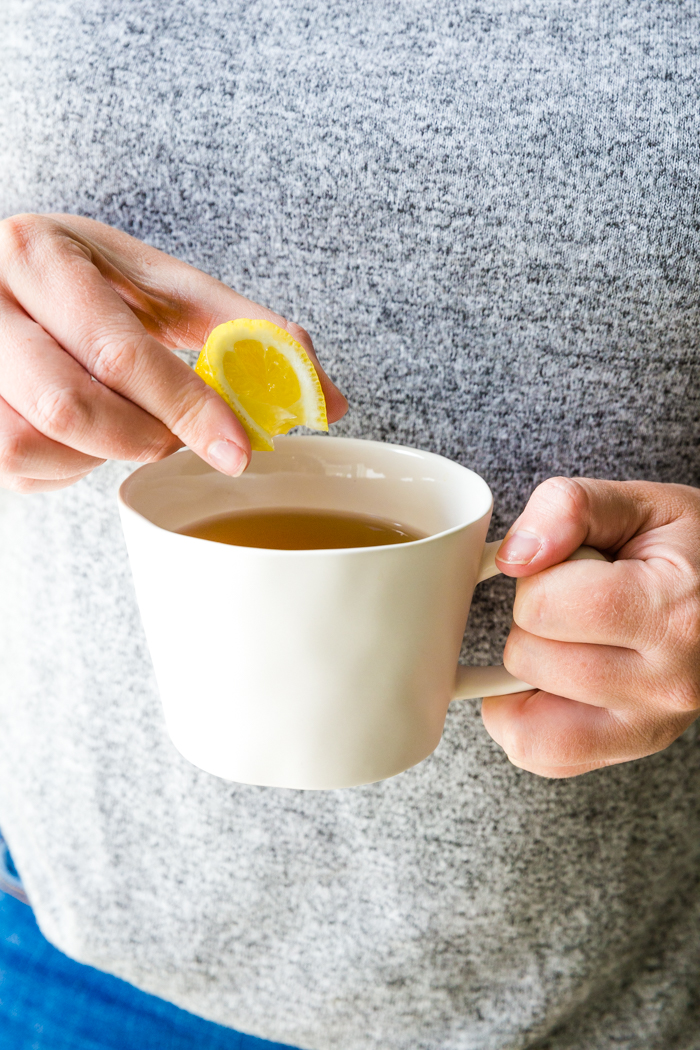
<box><xmin>0</xmin><ymin>3</ymin><xmax>699</xmax><ymax>1048</ymax></box>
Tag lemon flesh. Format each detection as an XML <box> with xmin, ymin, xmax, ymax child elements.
<box><xmin>195</xmin><ymin>319</ymin><xmax>328</xmax><ymax>451</ymax></box>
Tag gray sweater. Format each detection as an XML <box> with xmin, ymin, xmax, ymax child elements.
<box><xmin>1</xmin><ymin>2</ymin><xmax>699</xmax><ymax>1048</ymax></box>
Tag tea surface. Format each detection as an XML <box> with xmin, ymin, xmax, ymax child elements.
<box><xmin>178</xmin><ymin>508</ymin><xmax>424</xmax><ymax>550</ymax></box>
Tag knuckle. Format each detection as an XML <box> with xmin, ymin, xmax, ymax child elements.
<box><xmin>499</xmin><ymin>714</ymin><xmax>542</xmax><ymax>769</ymax></box>
<box><xmin>513</xmin><ymin>577</ymin><xmax>547</xmax><ymax>632</ymax></box>
<box><xmin>0</xmin><ymin>214</ymin><xmax>42</xmax><ymax>268</ymax></box>
<box><xmin>641</xmin><ymin>586</ymin><xmax>699</xmax><ymax>650</ymax></box>
<box><xmin>285</xmin><ymin>320</ymin><xmax>316</xmax><ymax>355</ymax></box>
<box><xmin>88</xmin><ymin>330</ymin><xmax>141</xmax><ymax>386</ymax></box>
<box><xmin>286</xmin><ymin>320</ymin><xmax>309</xmax><ymax>340</ymax></box>
<box><xmin>0</xmin><ymin>429</ymin><xmax>29</xmax><ymax>474</ymax></box>
<box><xmin>503</xmin><ymin>630</ymin><xmax>530</xmax><ymax>680</ymax></box>
<box><xmin>626</xmin><ymin>709</ymin><xmax>691</xmax><ymax>754</ymax></box>
<box><xmin>501</xmin><ymin>726</ymin><xmax>529</xmax><ymax>766</ymax></box>
<box><xmin>33</xmin><ymin>385</ymin><xmax>90</xmax><ymax>443</ymax></box>
<box><xmin>534</xmin><ymin>476</ymin><xmax>590</xmax><ymax>524</ymax></box>
<box><xmin>166</xmin><ymin>380</ymin><xmax>214</xmax><ymax>438</ymax></box>
<box><xmin>136</xmin><ymin>430</ymin><xmax>182</xmax><ymax>463</ymax></box>
<box><xmin>0</xmin><ymin>214</ymin><xmax>90</xmax><ymax>287</ymax></box>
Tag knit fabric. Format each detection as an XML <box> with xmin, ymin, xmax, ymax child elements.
<box><xmin>1</xmin><ymin>2</ymin><xmax>699</xmax><ymax>1048</ymax></box>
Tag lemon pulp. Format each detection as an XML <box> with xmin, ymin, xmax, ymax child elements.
<box><xmin>195</xmin><ymin>319</ymin><xmax>328</xmax><ymax>451</ymax></box>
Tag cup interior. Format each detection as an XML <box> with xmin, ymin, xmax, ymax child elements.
<box><xmin>119</xmin><ymin>436</ymin><xmax>493</xmax><ymax>539</ymax></box>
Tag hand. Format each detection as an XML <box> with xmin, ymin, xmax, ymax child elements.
<box><xmin>481</xmin><ymin>477</ymin><xmax>700</xmax><ymax>777</ymax></box>
<box><xmin>0</xmin><ymin>213</ymin><xmax>348</xmax><ymax>492</ymax></box>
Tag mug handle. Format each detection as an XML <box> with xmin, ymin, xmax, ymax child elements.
<box><xmin>452</xmin><ymin>541</ymin><xmax>608</xmax><ymax>701</ymax></box>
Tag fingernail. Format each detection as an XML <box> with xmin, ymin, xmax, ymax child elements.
<box><xmin>207</xmin><ymin>440</ymin><xmax>248</xmax><ymax>477</ymax></box>
<box><xmin>497</xmin><ymin>530</ymin><xmax>542</xmax><ymax>565</ymax></box>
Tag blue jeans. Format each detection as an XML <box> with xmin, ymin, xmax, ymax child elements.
<box><xmin>0</xmin><ymin>834</ymin><xmax>299</xmax><ymax>1050</ymax></box>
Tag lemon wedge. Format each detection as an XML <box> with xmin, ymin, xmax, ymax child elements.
<box><xmin>195</xmin><ymin>319</ymin><xmax>328</xmax><ymax>451</ymax></box>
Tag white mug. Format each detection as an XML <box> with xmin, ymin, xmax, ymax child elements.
<box><xmin>118</xmin><ymin>436</ymin><xmax>603</xmax><ymax>789</ymax></box>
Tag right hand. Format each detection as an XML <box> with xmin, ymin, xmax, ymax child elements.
<box><xmin>0</xmin><ymin>213</ymin><xmax>348</xmax><ymax>492</ymax></box>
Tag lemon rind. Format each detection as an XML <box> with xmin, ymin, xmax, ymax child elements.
<box><xmin>196</xmin><ymin>345</ymin><xmax>275</xmax><ymax>452</ymax></box>
<box><xmin>196</xmin><ymin>319</ymin><xmax>328</xmax><ymax>452</ymax></box>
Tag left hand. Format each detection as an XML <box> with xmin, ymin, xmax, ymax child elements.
<box><xmin>481</xmin><ymin>477</ymin><xmax>700</xmax><ymax>777</ymax></box>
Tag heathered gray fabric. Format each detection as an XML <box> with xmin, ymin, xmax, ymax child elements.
<box><xmin>1</xmin><ymin>1</ymin><xmax>700</xmax><ymax>1047</ymax></box>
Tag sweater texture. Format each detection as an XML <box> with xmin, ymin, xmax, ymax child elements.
<box><xmin>0</xmin><ymin>2</ymin><xmax>699</xmax><ymax>1048</ymax></box>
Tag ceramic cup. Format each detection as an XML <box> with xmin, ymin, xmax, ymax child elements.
<box><xmin>118</xmin><ymin>436</ymin><xmax>603</xmax><ymax>789</ymax></box>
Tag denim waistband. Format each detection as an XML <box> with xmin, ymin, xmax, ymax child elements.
<box><xmin>0</xmin><ymin>830</ymin><xmax>28</xmax><ymax>904</ymax></box>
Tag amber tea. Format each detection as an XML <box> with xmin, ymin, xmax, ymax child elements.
<box><xmin>178</xmin><ymin>508</ymin><xmax>424</xmax><ymax>550</ymax></box>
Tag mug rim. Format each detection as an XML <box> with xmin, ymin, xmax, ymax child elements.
<box><xmin>118</xmin><ymin>435</ymin><xmax>494</xmax><ymax>556</ymax></box>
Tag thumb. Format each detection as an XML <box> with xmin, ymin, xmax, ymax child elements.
<box><xmin>494</xmin><ymin>477</ymin><xmax>670</xmax><ymax>578</ymax></box>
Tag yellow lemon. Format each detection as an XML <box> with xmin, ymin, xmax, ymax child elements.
<box><xmin>195</xmin><ymin>319</ymin><xmax>328</xmax><ymax>451</ymax></box>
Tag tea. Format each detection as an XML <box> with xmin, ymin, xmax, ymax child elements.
<box><xmin>178</xmin><ymin>508</ymin><xmax>424</xmax><ymax>550</ymax></box>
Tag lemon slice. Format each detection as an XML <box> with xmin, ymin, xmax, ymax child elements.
<box><xmin>195</xmin><ymin>319</ymin><xmax>328</xmax><ymax>451</ymax></box>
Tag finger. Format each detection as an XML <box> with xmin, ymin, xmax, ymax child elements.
<box><xmin>0</xmin><ymin>392</ymin><xmax>104</xmax><ymax>480</ymax></box>
<box><xmin>495</xmin><ymin>477</ymin><xmax>688</xmax><ymax>578</ymax></box>
<box><xmin>0</xmin><ymin>296</ymin><xmax>182</xmax><ymax>463</ymax></box>
<box><xmin>512</xmin><ymin>557</ymin><xmax>669</xmax><ymax>650</ymax></box>
<box><xmin>481</xmin><ymin>690</ymin><xmax>694</xmax><ymax>778</ymax></box>
<box><xmin>0</xmin><ymin>470</ymin><xmax>95</xmax><ymax>493</ymax></box>
<box><xmin>3</xmin><ymin>227</ymin><xmax>251</xmax><ymax>474</ymax></box>
<box><xmin>503</xmin><ymin>623</ymin><xmax>655</xmax><ymax>710</ymax></box>
<box><xmin>45</xmin><ymin>216</ymin><xmax>349</xmax><ymax>424</ymax></box>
